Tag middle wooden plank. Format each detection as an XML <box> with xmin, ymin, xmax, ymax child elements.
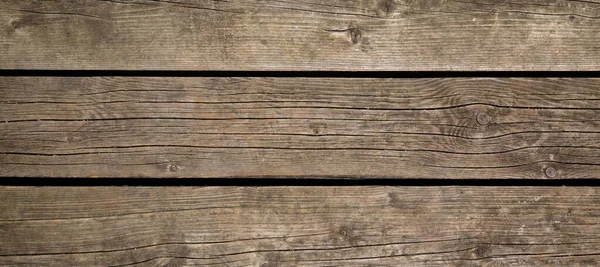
<box><xmin>1</xmin><ymin>77</ymin><xmax>599</xmax><ymax>178</ymax></box>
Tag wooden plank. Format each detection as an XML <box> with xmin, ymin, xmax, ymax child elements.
<box><xmin>1</xmin><ymin>0</ymin><xmax>599</xmax><ymax>71</ymax></box>
<box><xmin>1</xmin><ymin>77</ymin><xmax>600</xmax><ymax>178</ymax></box>
<box><xmin>0</xmin><ymin>186</ymin><xmax>598</xmax><ymax>266</ymax></box>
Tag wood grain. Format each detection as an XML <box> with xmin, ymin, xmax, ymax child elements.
<box><xmin>0</xmin><ymin>186</ymin><xmax>598</xmax><ymax>266</ymax></box>
<box><xmin>1</xmin><ymin>77</ymin><xmax>600</xmax><ymax>178</ymax></box>
<box><xmin>1</xmin><ymin>0</ymin><xmax>599</xmax><ymax>71</ymax></box>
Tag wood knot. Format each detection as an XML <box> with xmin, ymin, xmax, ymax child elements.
<box><xmin>325</xmin><ymin>26</ymin><xmax>366</xmax><ymax>46</ymax></box>
<box><xmin>475</xmin><ymin>246</ymin><xmax>486</xmax><ymax>257</ymax></box>
<box><xmin>388</xmin><ymin>191</ymin><xmax>413</xmax><ymax>209</ymax></box>
<box><xmin>378</xmin><ymin>0</ymin><xmax>397</xmax><ymax>15</ymax></box>
<box><xmin>339</xmin><ymin>226</ymin><xmax>352</xmax><ymax>236</ymax></box>
<box><xmin>544</xmin><ymin>166</ymin><xmax>557</xmax><ymax>178</ymax></box>
<box><xmin>347</xmin><ymin>28</ymin><xmax>363</xmax><ymax>44</ymax></box>
<box><xmin>66</xmin><ymin>136</ymin><xmax>74</xmax><ymax>142</ymax></box>
<box><xmin>169</xmin><ymin>164</ymin><xmax>179</xmax><ymax>172</ymax></box>
<box><xmin>9</xmin><ymin>20</ymin><xmax>22</xmax><ymax>30</ymax></box>
<box><xmin>565</xmin><ymin>208</ymin><xmax>573</xmax><ymax>217</ymax></box>
<box><xmin>476</xmin><ymin>112</ymin><xmax>491</xmax><ymax>126</ymax></box>
<box><xmin>309</xmin><ymin>122</ymin><xmax>327</xmax><ymax>135</ymax></box>
<box><xmin>261</xmin><ymin>263</ymin><xmax>276</xmax><ymax>267</ymax></box>
<box><xmin>475</xmin><ymin>243</ymin><xmax>490</xmax><ymax>258</ymax></box>
<box><xmin>388</xmin><ymin>192</ymin><xmax>401</xmax><ymax>206</ymax></box>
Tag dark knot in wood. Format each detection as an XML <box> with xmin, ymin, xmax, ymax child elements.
<box><xmin>378</xmin><ymin>0</ymin><xmax>397</xmax><ymax>14</ymax></box>
<box><xmin>348</xmin><ymin>28</ymin><xmax>363</xmax><ymax>44</ymax></box>
<box><xmin>545</xmin><ymin>167</ymin><xmax>557</xmax><ymax>178</ymax></box>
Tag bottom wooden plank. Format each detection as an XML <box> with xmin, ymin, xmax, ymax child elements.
<box><xmin>0</xmin><ymin>186</ymin><xmax>598</xmax><ymax>266</ymax></box>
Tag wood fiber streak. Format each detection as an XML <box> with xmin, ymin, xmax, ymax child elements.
<box><xmin>0</xmin><ymin>187</ymin><xmax>598</xmax><ymax>266</ymax></box>
<box><xmin>1</xmin><ymin>77</ymin><xmax>600</xmax><ymax>178</ymax></box>
<box><xmin>0</xmin><ymin>0</ymin><xmax>599</xmax><ymax>70</ymax></box>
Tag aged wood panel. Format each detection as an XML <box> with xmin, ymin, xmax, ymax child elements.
<box><xmin>1</xmin><ymin>77</ymin><xmax>600</xmax><ymax>178</ymax></box>
<box><xmin>0</xmin><ymin>186</ymin><xmax>598</xmax><ymax>266</ymax></box>
<box><xmin>1</xmin><ymin>0</ymin><xmax>599</xmax><ymax>71</ymax></box>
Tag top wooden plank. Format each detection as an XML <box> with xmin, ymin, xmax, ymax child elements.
<box><xmin>1</xmin><ymin>0</ymin><xmax>599</xmax><ymax>71</ymax></box>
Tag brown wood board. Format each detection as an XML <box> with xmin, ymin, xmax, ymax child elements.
<box><xmin>0</xmin><ymin>186</ymin><xmax>598</xmax><ymax>266</ymax></box>
<box><xmin>1</xmin><ymin>77</ymin><xmax>599</xmax><ymax>178</ymax></box>
<box><xmin>1</xmin><ymin>0</ymin><xmax>599</xmax><ymax>71</ymax></box>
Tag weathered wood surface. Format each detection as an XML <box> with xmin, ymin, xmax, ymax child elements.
<box><xmin>1</xmin><ymin>0</ymin><xmax>599</xmax><ymax>71</ymax></box>
<box><xmin>1</xmin><ymin>77</ymin><xmax>600</xmax><ymax>178</ymax></box>
<box><xmin>0</xmin><ymin>186</ymin><xmax>598</xmax><ymax>266</ymax></box>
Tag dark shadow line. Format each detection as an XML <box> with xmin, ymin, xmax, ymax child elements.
<box><xmin>0</xmin><ymin>178</ymin><xmax>598</xmax><ymax>187</ymax></box>
<box><xmin>0</xmin><ymin>70</ymin><xmax>599</xmax><ymax>78</ymax></box>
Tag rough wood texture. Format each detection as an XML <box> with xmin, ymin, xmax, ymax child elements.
<box><xmin>0</xmin><ymin>186</ymin><xmax>598</xmax><ymax>266</ymax></box>
<box><xmin>1</xmin><ymin>0</ymin><xmax>599</xmax><ymax>71</ymax></box>
<box><xmin>2</xmin><ymin>77</ymin><xmax>600</xmax><ymax>178</ymax></box>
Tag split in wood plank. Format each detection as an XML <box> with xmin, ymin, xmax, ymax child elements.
<box><xmin>0</xmin><ymin>186</ymin><xmax>598</xmax><ymax>266</ymax></box>
<box><xmin>1</xmin><ymin>0</ymin><xmax>600</xmax><ymax>71</ymax></box>
<box><xmin>1</xmin><ymin>77</ymin><xmax>600</xmax><ymax>178</ymax></box>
